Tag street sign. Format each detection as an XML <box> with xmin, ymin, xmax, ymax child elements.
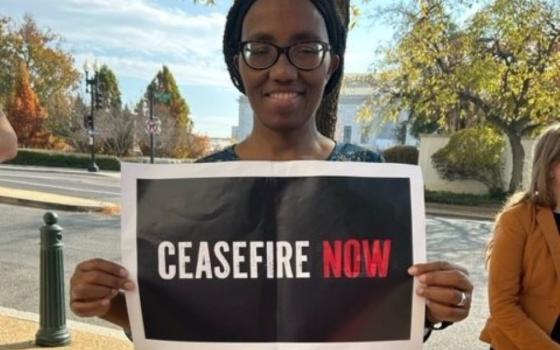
<box><xmin>154</xmin><ymin>91</ymin><xmax>171</xmax><ymax>104</ymax></box>
<box><xmin>145</xmin><ymin>117</ymin><xmax>162</xmax><ymax>135</ymax></box>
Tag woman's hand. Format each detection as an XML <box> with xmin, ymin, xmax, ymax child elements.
<box><xmin>409</xmin><ymin>261</ymin><xmax>473</xmax><ymax>323</ymax></box>
<box><xmin>70</xmin><ymin>258</ymin><xmax>134</xmax><ymax>324</ymax></box>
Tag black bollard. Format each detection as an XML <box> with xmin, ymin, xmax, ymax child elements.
<box><xmin>35</xmin><ymin>212</ymin><xmax>71</xmax><ymax>347</ymax></box>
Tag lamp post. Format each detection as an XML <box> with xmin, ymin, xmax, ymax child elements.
<box><xmin>149</xmin><ymin>88</ymin><xmax>155</xmax><ymax>164</ymax></box>
<box><xmin>83</xmin><ymin>60</ymin><xmax>101</xmax><ymax>172</ymax></box>
<box><xmin>145</xmin><ymin>87</ymin><xmax>166</xmax><ymax>164</ymax></box>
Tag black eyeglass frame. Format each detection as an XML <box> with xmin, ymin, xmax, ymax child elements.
<box><xmin>239</xmin><ymin>40</ymin><xmax>332</xmax><ymax>71</ymax></box>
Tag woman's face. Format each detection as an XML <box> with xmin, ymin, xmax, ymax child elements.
<box><xmin>238</xmin><ymin>0</ymin><xmax>339</xmax><ymax>133</ymax></box>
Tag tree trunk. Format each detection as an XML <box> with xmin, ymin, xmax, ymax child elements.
<box><xmin>316</xmin><ymin>0</ymin><xmax>350</xmax><ymax>138</ymax></box>
<box><xmin>506</xmin><ymin>131</ymin><xmax>525</xmax><ymax>193</ymax></box>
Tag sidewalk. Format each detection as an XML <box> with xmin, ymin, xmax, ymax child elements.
<box><xmin>0</xmin><ymin>308</ymin><xmax>131</xmax><ymax>350</ymax></box>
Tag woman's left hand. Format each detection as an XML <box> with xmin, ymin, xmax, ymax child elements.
<box><xmin>408</xmin><ymin>261</ymin><xmax>473</xmax><ymax>323</ymax></box>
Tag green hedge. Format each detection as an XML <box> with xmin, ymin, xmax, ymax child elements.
<box><xmin>6</xmin><ymin>149</ymin><xmax>121</xmax><ymax>171</ymax></box>
<box><xmin>431</xmin><ymin>127</ymin><xmax>506</xmax><ymax>196</ymax></box>
<box><xmin>425</xmin><ymin>190</ymin><xmax>506</xmax><ymax>206</ymax></box>
<box><xmin>382</xmin><ymin>145</ymin><xmax>419</xmax><ymax>165</ymax></box>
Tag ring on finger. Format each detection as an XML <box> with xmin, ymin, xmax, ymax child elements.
<box><xmin>457</xmin><ymin>291</ymin><xmax>467</xmax><ymax>307</ymax></box>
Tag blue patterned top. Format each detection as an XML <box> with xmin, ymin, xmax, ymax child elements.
<box><xmin>197</xmin><ymin>143</ymin><xmax>383</xmax><ymax>163</ymax></box>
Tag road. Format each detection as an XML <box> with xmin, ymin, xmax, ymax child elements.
<box><xmin>0</xmin><ymin>166</ymin><xmax>120</xmax><ymax>203</ymax></box>
<box><xmin>0</xmin><ymin>203</ymin><xmax>493</xmax><ymax>349</ymax></box>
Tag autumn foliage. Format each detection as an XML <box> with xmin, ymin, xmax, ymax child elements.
<box><xmin>6</xmin><ymin>63</ymin><xmax>51</xmax><ymax>148</ymax></box>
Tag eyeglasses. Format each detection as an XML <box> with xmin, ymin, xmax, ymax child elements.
<box><xmin>240</xmin><ymin>41</ymin><xmax>331</xmax><ymax>71</ymax></box>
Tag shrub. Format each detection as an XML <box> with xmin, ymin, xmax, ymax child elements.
<box><xmin>382</xmin><ymin>145</ymin><xmax>419</xmax><ymax>164</ymax></box>
<box><xmin>431</xmin><ymin>126</ymin><xmax>505</xmax><ymax>196</ymax></box>
<box><xmin>5</xmin><ymin>149</ymin><xmax>120</xmax><ymax>171</ymax></box>
<box><xmin>425</xmin><ymin>190</ymin><xmax>506</xmax><ymax>205</ymax></box>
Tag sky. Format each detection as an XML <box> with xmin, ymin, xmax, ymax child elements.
<box><xmin>2</xmin><ymin>0</ymin><xmax>397</xmax><ymax>138</ymax></box>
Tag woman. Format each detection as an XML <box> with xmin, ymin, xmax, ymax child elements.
<box><xmin>481</xmin><ymin>124</ymin><xmax>560</xmax><ymax>349</ymax></box>
<box><xmin>0</xmin><ymin>107</ymin><xmax>17</xmax><ymax>162</ymax></box>
<box><xmin>70</xmin><ymin>0</ymin><xmax>473</xmax><ymax>338</ymax></box>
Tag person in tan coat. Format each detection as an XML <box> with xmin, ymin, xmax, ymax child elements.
<box><xmin>481</xmin><ymin>123</ymin><xmax>560</xmax><ymax>350</ymax></box>
<box><xmin>0</xmin><ymin>107</ymin><xmax>17</xmax><ymax>162</ymax></box>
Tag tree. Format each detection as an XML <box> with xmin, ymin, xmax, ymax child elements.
<box><xmin>6</xmin><ymin>63</ymin><xmax>48</xmax><ymax>147</ymax></box>
<box><xmin>98</xmin><ymin>106</ymin><xmax>136</xmax><ymax>156</ymax></box>
<box><xmin>0</xmin><ymin>15</ymin><xmax>80</xmax><ymax>149</ymax></box>
<box><xmin>0</xmin><ymin>17</ymin><xmax>18</xmax><ymax>107</ymax></box>
<box><xmin>147</xmin><ymin>65</ymin><xmax>192</xmax><ymax>130</ymax></box>
<box><xmin>134</xmin><ymin>100</ymin><xmax>193</xmax><ymax>159</ymax></box>
<box><xmin>97</xmin><ymin>65</ymin><xmax>122</xmax><ymax>109</ymax></box>
<box><xmin>368</xmin><ymin>0</ymin><xmax>560</xmax><ymax>192</ymax></box>
<box><xmin>0</xmin><ymin>15</ymin><xmax>80</xmax><ymax>106</ymax></box>
<box><xmin>95</xmin><ymin>65</ymin><xmax>134</xmax><ymax>156</ymax></box>
<box><xmin>136</xmin><ymin>66</ymin><xmax>213</xmax><ymax>159</ymax></box>
<box><xmin>463</xmin><ymin>0</ymin><xmax>560</xmax><ymax>192</ymax></box>
<box><xmin>45</xmin><ymin>94</ymin><xmax>91</xmax><ymax>152</ymax></box>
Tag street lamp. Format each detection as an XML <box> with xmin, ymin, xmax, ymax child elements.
<box><xmin>145</xmin><ymin>86</ymin><xmax>167</xmax><ymax>164</ymax></box>
<box><xmin>83</xmin><ymin>60</ymin><xmax>102</xmax><ymax>172</ymax></box>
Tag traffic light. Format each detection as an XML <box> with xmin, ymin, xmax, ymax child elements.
<box><xmin>94</xmin><ymin>89</ymin><xmax>103</xmax><ymax>110</ymax></box>
<box><xmin>84</xmin><ymin>114</ymin><xmax>93</xmax><ymax>130</ymax></box>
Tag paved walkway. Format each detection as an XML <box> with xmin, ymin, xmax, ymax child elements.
<box><xmin>0</xmin><ymin>308</ymin><xmax>131</xmax><ymax>350</ymax></box>
<box><xmin>423</xmin><ymin>216</ymin><xmax>493</xmax><ymax>349</ymax></box>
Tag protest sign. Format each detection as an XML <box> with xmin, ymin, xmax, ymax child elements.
<box><xmin>122</xmin><ymin>161</ymin><xmax>426</xmax><ymax>350</ymax></box>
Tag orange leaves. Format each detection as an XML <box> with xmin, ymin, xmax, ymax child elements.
<box><xmin>6</xmin><ymin>63</ymin><xmax>50</xmax><ymax>148</ymax></box>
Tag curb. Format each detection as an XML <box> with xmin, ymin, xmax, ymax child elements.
<box><xmin>426</xmin><ymin>203</ymin><xmax>499</xmax><ymax>221</ymax></box>
<box><xmin>0</xmin><ymin>187</ymin><xmax>120</xmax><ymax>215</ymax></box>
<box><xmin>0</xmin><ymin>196</ymin><xmax>120</xmax><ymax>215</ymax></box>
<box><xmin>0</xmin><ymin>165</ymin><xmax>120</xmax><ymax>179</ymax></box>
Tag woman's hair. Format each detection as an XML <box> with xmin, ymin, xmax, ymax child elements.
<box><xmin>223</xmin><ymin>0</ymin><xmax>347</xmax><ymax>97</ymax></box>
<box><xmin>486</xmin><ymin>123</ymin><xmax>560</xmax><ymax>265</ymax></box>
<box><xmin>502</xmin><ymin>123</ymin><xmax>560</xmax><ymax>210</ymax></box>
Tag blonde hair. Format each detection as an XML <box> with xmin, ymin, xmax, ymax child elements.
<box><xmin>486</xmin><ymin>123</ymin><xmax>560</xmax><ymax>264</ymax></box>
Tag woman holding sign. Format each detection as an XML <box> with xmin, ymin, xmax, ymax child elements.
<box><xmin>70</xmin><ymin>0</ymin><xmax>473</xmax><ymax>340</ymax></box>
<box><xmin>481</xmin><ymin>124</ymin><xmax>560</xmax><ymax>349</ymax></box>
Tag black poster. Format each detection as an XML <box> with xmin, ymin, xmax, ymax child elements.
<box><xmin>122</xmin><ymin>162</ymin><xmax>425</xmax><ymax>349</ymax></box>
<box><xmin>137</xmin><ymin>177</ymin><xmax>412</xmax><ymax>342</ymax></box>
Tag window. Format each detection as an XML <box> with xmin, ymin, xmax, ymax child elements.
<box><xmin>343</xmin><ymin>126</ymin><xmax>352</xmax><ymax>143</ymax></box>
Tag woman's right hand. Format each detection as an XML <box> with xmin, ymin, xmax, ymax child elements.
<box><xmin>70</xmin><ymin>258</ymin><xmax>134</xmax><ymax>318</ymax></box>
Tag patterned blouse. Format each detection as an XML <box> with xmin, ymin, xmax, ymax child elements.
<box><xmin>197</xmin><ymin>142</ymin><xmax>383</xmax><ymax>163</ymax></box>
